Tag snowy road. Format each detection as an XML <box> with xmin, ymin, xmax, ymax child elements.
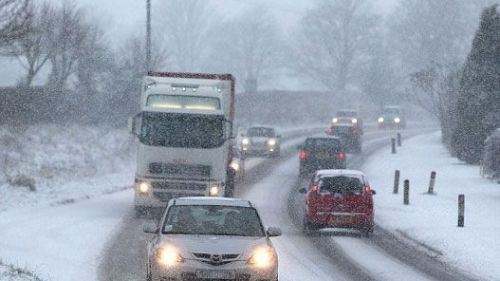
<box><xmin>97</xmin><ymin>127</ymin><xmax>481</xmax><ymax>281</ymax></box>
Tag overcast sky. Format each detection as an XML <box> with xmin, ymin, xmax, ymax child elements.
<box><xmin>0</xmin><ymin>0</ymin><xmax>398</xmax><ymax>86</ymax></box>
<box><xmin>55</xmin><ymin>0</ymin><xmax>398</xmax><ymax>45</ymax></box>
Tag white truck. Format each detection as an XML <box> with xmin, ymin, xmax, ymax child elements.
<box><xmin>129</xmin><ymin>72</ymin><xmax>236</xmax><ymax>216</ymax></box>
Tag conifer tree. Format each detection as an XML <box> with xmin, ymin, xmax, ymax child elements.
<box><xmin>452</xmin><ymin>5</ymin><xmax>500</xmax><ymax>163</ymax></box>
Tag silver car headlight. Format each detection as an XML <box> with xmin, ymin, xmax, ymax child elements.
<box><xmin>137</xmin><ymin>181</ymin><xmax>151</xmax><ymax>194</ymax></box>
<box><xmin>394</xmin><ymin>117</ymin><xmax>401</xmax><ymax>123</ymax></box>
<box><xmin>242</xmin><ymin>138</ymin><xmax>250</xmax><ymax>145</ymax></box>
<box><xmin>155</xmin><ymin>245</ymin><xmax>184</xmax><ymax>266</ymax></box>
<box><xmin>248</xmin><ymin>246</ymin><xmax>276</xmax><ymax>268</ymax></box>
<box><xmin>378</xmin><ymin>117</ymin><xmax>384</xmax><ymax>123</ymax></box>
<box><xmin>267</xmin><ymin>138</ymin><xmax>277</xmax><ymax>146</ymax></box>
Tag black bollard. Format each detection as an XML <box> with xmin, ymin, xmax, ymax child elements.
<box><xmin>393</xmin><ymin>170</ymin><xmax>400</xmax><ymax>194</ymax></box>
<box><xmin>397</xmin><ymin>132</ymin><xmax>402</xmax><ymax>146</ymax></box>
<box><xmin>391</xmin><ymin>138</ymin><xmax>396</xmax><ymax>154</ymax></box>
<box><xmin>404</xmin><ymin>179</ymin><xmax>410</xmax><ymax>205</ymax></box>
<box><xmin>428</xmin><ymin>171</ymin><xmax>436</xmax><ymax>194</ymax></box>
<box><xmin>458</xmin><ymin>194</ymin><xmax>465</xmax><ymax>227</ymax></box>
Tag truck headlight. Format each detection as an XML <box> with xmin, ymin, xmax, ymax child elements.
<box><xmin>267</xmin><ymin>138</ymin><xmax>277</xmax><ymax>146</ymax></box>
<box><xmin>209</xmin><ymin>185</ymin><xmax>220</xmax><ymax>196</ymax></box>
<box><xmin>156</xmin><ymin>245</ymin><xmax>184</xmax><ymax>266</ymax></box>
<box><xmin>332</xmin><ymin>118</ymin><xmax>338</xmax><ymax>123</ymax></box>
<box><xmin>242</xmin><ymin>138</ymin><xmax>250</xmax><ymax>145</ymax></box>
<box><xmin>378</xmin><ymin>117</ymin><xmax>384</xmax><ymax>123</ymax></box>
<box><xmin>352</xmin><ymin>118</ymin><xmax>358</xmax><ymax>124</ymax></box>
<box><xmin>137</xmin><ymin>181</ymin><xmax>151</xmax><ymax>194</ymax></box>
<box><xmin>230</xmin><ymin>160</ymin><xmax>240</xmax><ymax>172</ymax></box>
<box><xmin>394</xmin><ymin>117</ymin><xmax>401</xmax><ymax>123</ymax></box>
<box><xmin>248</xmin><ymin>246</ymin><xmax>275</xmax><ymax>268</ymax></box>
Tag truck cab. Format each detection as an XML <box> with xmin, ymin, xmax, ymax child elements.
<box><xmin>130</xmin><ymin>72</ymin><xmax>236</xmax><ymax>216</ymax></box>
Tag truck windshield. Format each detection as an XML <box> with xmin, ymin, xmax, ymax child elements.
<box><xmin>140</xmin><ymin>112</ymin><xmax>225</xmax><ymax>148</ymax></box>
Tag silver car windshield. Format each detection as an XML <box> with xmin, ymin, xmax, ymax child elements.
<box><xmin>162</xmin><ymin>205</ymin><xmax>265</xmax><ymax>237</ymax></box>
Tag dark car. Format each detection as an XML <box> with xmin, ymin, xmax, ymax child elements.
<box><xmin>378</xmin><ymin>105</ymin><xmax>406</xmax><ymax>129</ymax></box>
<box><xmin>298</xmin><ymin>137</ymin><xmax>346</xmax><ymax>176</ymax></box>
<box><xmin>240</xmin><ymin>126</ymin><xmax>281</xmax><ymax>158</ymax></box>
<box><xmin>299</xmin><ymin>169</ymin><xmax>376</xmax><ymax>237</ymax></box>
<box><xmin>326</xmin><ymin>123</ymin><xmax>362</xmax><ymax>153</ymax></box>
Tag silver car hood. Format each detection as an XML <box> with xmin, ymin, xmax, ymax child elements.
<box><xmin>158</xmin><ymin>235</ymin><xmax>271</xmax><ymax>259</ymax></box>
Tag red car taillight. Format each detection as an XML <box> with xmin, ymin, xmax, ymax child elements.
<box><xmin>300</xmin><ymin>150</ymin><xmax>309</xmax><ymax>160</ymax></box>
<box><xmin>327</xmin><ymin>127</ymin><xmax>333</xmax><ymax>135</ymax></box>
<box><xmin>364</xmin><ymin>185</ymin><xmax>371</xmax><ymax>193</ymax></box>
<box><xmin>337</xmin><ymin>151</ymin><xmax>345</xmax><ymax>161</ymax></box>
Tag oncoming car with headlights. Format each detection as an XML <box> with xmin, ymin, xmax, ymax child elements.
<box><xmin>331</xmin><ymin>109</ymin><xmax>363</xmax><ymax>134</ymax></box>
<box><xmin>143</xmin><ymin>197</ymin><xmax>281</xmax><ymax>281</ymax></box>
<box><xmin>377</xmin><ymin>105</ymin><xmax>406</xmax><ymax>129</ymax></box>
<box><xmin>240</xmin><ymin>126</ymin><xmax>281</xmax><ymax>158</ymax></box>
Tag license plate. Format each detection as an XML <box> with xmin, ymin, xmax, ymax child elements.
<box><xmin>196</xmin><ymin>270</ymin><xmax>235</xmax><ymax>279</ymax></box>
<box><xmin>329</xmin><ymin>216</ymin><xmax>353</xmax><ymax>224</ymax></box>
<box><xmin>316</xmin><ymin>151</ymin><xmax>328</xmax><ymax>159</ymax></box>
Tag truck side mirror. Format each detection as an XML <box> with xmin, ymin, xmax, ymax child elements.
<box><xmin>129</xmin><ymin>113</ymin><xmax>142</xmax><ymax>136</ymax></box>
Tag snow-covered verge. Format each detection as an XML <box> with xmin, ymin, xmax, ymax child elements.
<box><xmin>0</xmin><ymin>260</ymin><xmax>43</xmax><ymax>281</ymax></box>
<box><xmin>363</xmin><ymin>131</ymin><xmax>500</xmax><ymax>281</ymax></box>
<box><xmin>0</xmin><ymin>124</ymin><xmax>135</xmax><ymax>212</ymax></box>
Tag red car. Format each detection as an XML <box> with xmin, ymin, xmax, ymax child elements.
<box><xmin>299</xmin><ymin>169</ymin><xmax>376</xmax><ymax>237</ymax></box>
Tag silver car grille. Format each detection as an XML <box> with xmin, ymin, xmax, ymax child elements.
<box><xmin>192</xmin><ymin>252</ymin><xmax>240</xmax><ymax>266</ymax></box>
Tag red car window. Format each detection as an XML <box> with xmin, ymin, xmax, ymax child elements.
<box><xmin>318</xmin><ymin>176</ymin><xmax>363</xmax><ymax>194</ymax></box>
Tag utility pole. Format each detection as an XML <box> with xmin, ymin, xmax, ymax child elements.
<box><xmin>146</xmin><ymin>0</ymin><xmax>151</xmax><ymax>74</ymax></box>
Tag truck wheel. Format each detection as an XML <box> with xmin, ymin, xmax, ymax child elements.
<box><xmin>135</xmin><ymin>207</ymin><xmax>145</xmax><ymax>219</ymax></box>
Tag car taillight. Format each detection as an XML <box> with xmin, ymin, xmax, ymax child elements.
<box><xmin>364</xmin><ymin>185</ymin><xmax>371</xmax><ymax>193</ymax></box>
<box><xmin>312</xmin><ymin>184</ymin><xmax>319</xmax><ymax>191</ymax></box>
<box><xmin>327</xmin><ymin>127</ymin><xmax>333</xmax><ymax>135</ymax></box>
<box><xmin>300</xmin><ymin>150</ymin><xmax>309</xmax><ymax>160</ymax></box>
<box><xmin>337</xmin><ymin>151</ymin><xmax>345</xmax><ymax>161</ymax></box>
<box><xmin>352</xmin><ymin>127</ymin><xmax>357</xmax><ymax>135</ymax></box>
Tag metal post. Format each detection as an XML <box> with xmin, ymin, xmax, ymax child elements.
<box><xmin>403</xmin><ymin>179</ymin><xmax>410</xmax><ymax>205</ymax></box>
<box><xmin>393</xmin><ymin>170</ymin><xmax>400</xmax><ymax>194</ymax></box>
<box><xmin>458</xmin><ymin>194</ymin><xmax>465</xmax><ymax>227</ymax></box>
<box><xmin>428</xmin><ymin>171</ymin><xmax>436</xmax><ymax>194</ymax></box>
<box><xmin>146</xmin><ymin>0</ymin><xmax>152</xmax><ymax>73</ymax></box>
<box><xmin>240</xmin><ymin>158</ymin><xmax>245</xmax><ymax>182</ymax></box>
<box><xmin>397</xmin><ymin>132</ymin><xmax>402</xmax><ymax>146</ymax></box>
<box><xmin>391</xmin><ymin>138</ymin><xmax>396</xmax><ymax>154</ymax></box>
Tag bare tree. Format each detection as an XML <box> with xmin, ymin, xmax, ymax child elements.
<box><xmin>293</xmin><ymin>0</ymin><xmax>378</xmax><ymax>91</ymax></box>
<box><xmin>45</xmin><ymin>2</ymin><xmax>86</xmax><ymax>91</ymax></box>
<box><xmin>103</xmin><ymin>34</ymin><xmax>169</xmax><ymax>121</ymax></box>
<box><xmin>209</xmin><ymin>7</ymin><xmax>285</xmax><ymax>92</ymax></box>
<box><xmin>6</xmin><ymin>1</ymin><xmax>54</xmax><ymax>86</ymax></box>
<box><xmin>389</xmin><ymin>0</ymin><xmax>474</xmax><ymax>75</ymax></box>
<box><xmin>0</xmin><ymin>0</ymin><xmax>31</xmax><ymax>47</ymax></box>
<box><xmin>407</xmin><ymin>62</ymin><xmax>461</xmax><ymax>143</ymax></box>
<box><xmin>154</xmin><ymin>0</ymin><xmax>215</xmax><ymax>71</ymax></box>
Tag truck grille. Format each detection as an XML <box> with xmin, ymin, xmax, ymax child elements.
<box><xmin>149</xmin><ymin>163</ymin><xmax>211</xmax><ymax>178</ymax></box>
<box><xmin>152</xmin><ymin>182</ymin><xmax>207</xmax><ymax>191</ymax></box>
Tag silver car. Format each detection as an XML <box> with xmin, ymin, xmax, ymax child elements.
<box><xmin>143</xmin><ymin>197</ymin><xmax>281</xmax><ymax>281</ymax></box>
